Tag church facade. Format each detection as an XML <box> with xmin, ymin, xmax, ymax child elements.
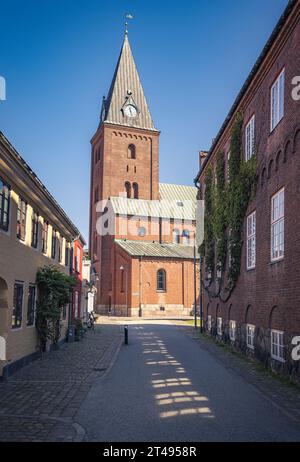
<box><xmin>89</xmin><ymin>31</ymin><xmax>199</xmax><ymax>317</ymax></box>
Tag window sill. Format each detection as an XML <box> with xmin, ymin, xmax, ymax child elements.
<box><xmin>156</xmin><ymin>290</ymin><xmax>166</xmax><ymax>294</ymax></box>
<box><xmin>269</xmin><ymin>257</ymin><xmax>284</xmax><ymax>266</ymax></box>
<box><xmin>0</xmin><ymin>226</ymin><xmax>9</xmax><ymax>234</ymax></box>
<box><xmin>270</xmin><ymin>116</ymin><xmax>284</xmax><ymax>136</ymax></box>
<box><xmin>271</xmin><ymin>355</ymin><xmax>285</xmax><ymax>363</ymax></box>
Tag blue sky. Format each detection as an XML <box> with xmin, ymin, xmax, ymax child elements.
<box><xmin>0</xmin><ymin>0</ymin><xmax>288</xmax><ymax>241</ymax></box>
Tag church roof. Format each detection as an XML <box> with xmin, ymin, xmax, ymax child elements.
<box><xmin>109</xmin><ymin>183</ymin><xmax>197</xmax><ymax>221</ymax></box>
<box><xmin>102</xmin><ymin>33</ymin><xmax>157</xmax><ymax>132</ymax></box>
<box><xmin>115</xmin><ymin>239</ymin><xmax>197</xmax><ymax>259</ymax></box>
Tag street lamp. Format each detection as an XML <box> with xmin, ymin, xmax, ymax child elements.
<box><xmin>120</xmin><ymin>265</ymin><xmax>128</xmax><ymax>317</ymax></box>
<box><xmin>193</xmin><ymin>232</ymin><xmax>198</xmax><ymax>330</ymax></box>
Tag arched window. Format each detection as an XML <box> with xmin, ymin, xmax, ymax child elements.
<box><xmin>157</xmin><ymin>269</ymin><xmax>166</xmax><ymax>292</ymax></box>
<box><xmin>125</xmin><ymin>182</ymin><xmax>131</xmax><ymax>198</ymax></box>
<box><xmin>128</xmin><ymin>144</ymin><xmax>136</xmax><ymax>159</ymax></box>
<box><xmin>182</xmin><ymin>229</ymin><xmax>190</xmax><ymax>245</ymax></box>
<box><xmin>133</xmin><ymin>182</ymin><xmax>139</xmax><ymax>199</ymax></box>
<box><xmin>173</xmin><ymin>228</ymin><xmax>180</xmax><ymax>244</ymax></box>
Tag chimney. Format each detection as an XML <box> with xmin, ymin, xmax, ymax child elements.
<box><xmin>199</xmin><ymin>151</ymin><xmax>208</xmax><ymax>169</ymax></box>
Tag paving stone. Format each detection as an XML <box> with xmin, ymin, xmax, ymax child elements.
<box><xmin>0</xmin><ymin>324</ymin><xmax>122</xmax><ymax>441</ymax></box>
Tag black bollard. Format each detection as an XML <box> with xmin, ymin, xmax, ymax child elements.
<box><xmin>124</xmin><ymin>325</ymin><xmax>129</xmax><ymax>345</ymax></box>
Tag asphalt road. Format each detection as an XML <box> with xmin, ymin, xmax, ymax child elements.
<box><xmin>75</xmin><ymin>322</ymin><xmax>300</xmax><ymax>442</ymax></box>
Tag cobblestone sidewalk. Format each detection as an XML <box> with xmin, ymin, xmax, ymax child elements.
<box><xmin>0</xmin><ymin>324</ymin><xmax>123</xmax><ymax>442</ymax></box>
<box><xmin>178</xmin><ymin>323</ymin><xmax>300</xmax><ymax>423</ymax></box>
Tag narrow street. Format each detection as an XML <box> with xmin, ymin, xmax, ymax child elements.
<box><xmin>76</xmin><ymin>321</ymin><xmax>300</xmax><ymax>442</ymax></box>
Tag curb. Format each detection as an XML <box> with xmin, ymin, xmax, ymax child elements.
<box><xmin>99</xmin><ymin>332</ymin><xmax>123</xmax><ymax>382</ymax></box>
<box><xmin>72</xmin><ymin>422</ymin><xmax>86</xmax><ymax>442</ymax></box>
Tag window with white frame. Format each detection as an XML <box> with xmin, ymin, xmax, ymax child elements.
<box><xmin>217</xmin><ymin>317</ymin><xmax>222</xmax><ymax>336</ymax></box>
<box><xmin>271</xmin><ymin>188</ymin><xmax>284</xmax><ymax>261</ymax></box>
<box><xmin>245</xmin><ymin>115</ymin><xmax>255</xmax><ymax>161</ymax></box>
<box><xmin>246</xmin><ymin>324</ymin><xmax>255</xmax><ymax>349</ymax></box>
<box><xmin>247</xmin><ymin>211</ymin><xmax>256</xmax><ymax>269</ymax></box>
<box><xmin>271</xmin><ymin>68</ymin><xmax>285</xmax><ymax>131</ymax></box>
<box><xmin>207</xmin><ymin>315</ymin><xmax>212</xmax><ymax>333</ymax></box>
<box><xmin>229</xmin><ymin>320</ymin><xmax>236</xmax><ymax>341</ymax></box>
<box><xmin>271</xmin><ymin>330</ymin><xmax>285</xmax><ymax>362</ymax></box>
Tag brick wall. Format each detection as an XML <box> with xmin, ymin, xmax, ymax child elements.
<box><xmin>198</xmin><ymin>1</ymin><xmax>300</xmax><ymax>381</ymax></box>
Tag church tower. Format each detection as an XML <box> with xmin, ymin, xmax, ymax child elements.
<box><xmin>89</xmin><ymin>30</ymin><xmax>160</xmax><ymax>310</ymax></box>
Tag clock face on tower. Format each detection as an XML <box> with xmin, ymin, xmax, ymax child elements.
<box><xmin>124</xmin><ymin>104</ymin><xmax>138</xmax><ymax>118</ymax></box>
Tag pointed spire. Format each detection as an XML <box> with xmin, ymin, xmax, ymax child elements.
<box><xmin>101</xmin><ymin>33</ymin><xmax>157</xmax><ymax>131</ymax></box>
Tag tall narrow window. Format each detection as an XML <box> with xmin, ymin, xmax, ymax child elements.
<box><xmin>125</xmin><ymin>182</ymin><xmax>131</xmax><ymax>198</ymax></box>
<box><xmin>42</xmin><ymin>220</ymin><xmax>48</xmax><ymax>254</ymax></box>
<box><xmin>0</xmin><ymin>178</ymin><xmax>10</xmax><ymax>231</ymax></box>
<box><xmin>246</xmin><ymin>324</ymin><xmax>255</xmax><ymax>349</ymax></box>
<box><xmin>51</xmin><ymin>230</ymin><xmax>57</xmax><ymax>259</ymax></box>
<box><xmin>271</xmin><ymin>330</ymin><xmax>285</xmax><ymax>362</ymax></box>
<box><xmin>217</xmin><ymin>318</ymin><xmax>222</xmax><ymax>336</ymax></box>
<box><xmin>245</xmin><ymin>115</ymin><xmax>255</xmax><ymax>160</ymax></box>
<box><xmin>65</xmin><ymin>243</ymin><xmax>70</xmax><ymax>266</ymax></box>
<box><xmin>128</xmin><ymin>144</ymin><xmax>136</xmax><ymax>159</ymax></box>
<box><xmin>12</xmin><ymin>282</ymin><xmax>23</xmax><ymax>329</ymax></box>
<box><xmin>17</xmin><ymin>197</ymin><xmax>27</xmax><ymax>241</ymax></box>
<box><xmin>133</xmin><ymin>182</ymin><xmax>139</xmax><ymax>199</ymax></box>
<box><xmin>229</xmin><ymin>320</ymin><xmax>236</xmax><ymax>341</ymax></box>
<box><xmin>271</xmin><ymin>188</ymin><xmax>284</xmax><ymax>261</ymax></box>
<box><xmin>271</xmin><ymin>68</ymin><xmax>285</xmax><ymax>131</ymax></box>
<box><xmin>247</xmin><ymin>211</ymin><xmax>256</xmax><ymax>269</ymax></box>
<box><xmin>207</xmin><ymin>315</ymin><xmax>212</xmax><ymax>333</ymax></box>
<box><xmin>58</xmin><ymin>236</ymin><xmax>63</xmax><ymax>263</ymax></box>
<box><xmin>31</xmin><ymin>211</ymin><xmax>39</xmax><ymax>248</ymax></box>
<box><xmin>27</xmin><ymin>285</ymin><xmax>36</xmax><ymax>327</ymax></box>
<box><xmin>157</xmin><ymin>269</ymin><xmax>166</xmax><ymax>292</ymax></box>
<box><xmin>173</xmin><ymin>228</ymin><xmax>180</xmax><ymax>244</ymax></box>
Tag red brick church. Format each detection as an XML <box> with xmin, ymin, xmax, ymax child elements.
<box><xmin>89</xmin><ymin>30</ymin><xmax>199</xmax><ymax>317</ymax></box>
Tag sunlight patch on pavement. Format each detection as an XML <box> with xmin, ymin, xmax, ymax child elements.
<box><xmin>136</xmin><ymin>329</ymin><xmax>214</xmax><ymax>421</ymax></box>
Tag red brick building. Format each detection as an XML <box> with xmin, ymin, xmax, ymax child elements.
<box><xmin>195</xmin><ymin>0</ymin><xmax>300</xmax><ymax>380</ymax></box>
<box><xmin>71</xmin><ymin>237</ymin><xmax>85</xmax><ymax>320</ymax></box>
<box><xmin>89</xmin><ymin>32</ymin><xmax>199</xmax><ymax>317</ymax></box>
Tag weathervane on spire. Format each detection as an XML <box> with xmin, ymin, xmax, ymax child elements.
<box><xmin>125</xmin><ymin>13</ymin><xmax>134</xmax><ymax>35</ymax></box>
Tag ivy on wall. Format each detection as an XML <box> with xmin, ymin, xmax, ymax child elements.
<box><xmin>202</xmin><ymin>167</ymin><xmax>214</xmax><ymax>275</ymax></box>
<box><xmin>201</xmin><ymin>113</ymin><xmax>257</xmax><ymax>297</ymax></box>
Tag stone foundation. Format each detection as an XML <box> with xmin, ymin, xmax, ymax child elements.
<box><xmin>205</xmin><ymin>319</ymin><xmax>300</xmax><ymax>385</ymax></box>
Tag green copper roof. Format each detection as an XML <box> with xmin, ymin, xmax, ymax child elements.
<box><xmin>115</xmin><ymin>239</ymin><xmax>197</xmax><ymax>259</ymax></box>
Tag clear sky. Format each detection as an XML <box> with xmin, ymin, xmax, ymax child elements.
<box><xmin>0</xmin><ymin>0</ymin><xmax>288</xmax><ymax>242</ymax></box>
